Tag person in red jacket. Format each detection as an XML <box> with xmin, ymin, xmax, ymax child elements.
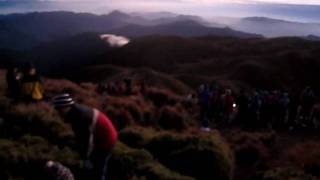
<box><xmin>52</xmin><ymin>94</ymin><xmax>118</xmax><ymax>180</ymax></box>
<box><xmin>222</xmin><ymin>89</ymin><xmax>235</xmax><ymax>124</ymax></box>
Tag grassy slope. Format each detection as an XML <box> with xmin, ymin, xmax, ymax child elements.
<box><xmin>1</xmin><ymin>70</ymin><xmax>320</xmax><ymax>179</ymax></box>
<box><xmin>88</xmin><ymin>36</ymin><xmax>320</xmax><ymax>91</ymax></box>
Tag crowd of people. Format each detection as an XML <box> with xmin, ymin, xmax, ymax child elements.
<box><xmin>97</xmin><ymin>78</ymin><xmax>146</xmax><ymax>96</ymax></box>
<box><xmin>195</xmin><ymin>83</ymin><xmax>320</xmax><ymax>132</ymax></box>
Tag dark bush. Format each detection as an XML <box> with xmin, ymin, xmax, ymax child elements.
<box><xmin>146</xmin><ymin>87</ymin><xmax>180</xmax><ymax>107</ymax></box>
<box><xmin>251</xmin><ymin>167</ymin><xmax>316</xmax><ymax>180</ymax></box>
<box><xmin>160</xmin><ymin>133</ymin><xmax>234</xmax><ymax>180</ymax></box>
<box><xmin>283</xmin><ymin>142</ymin><xmax>320</xmax><ymax>178</ymax></box>
<box><xmin>0</xmin><ymin>135</ymin><xmax>80</xmax><ymax>180</ymax></box>
<box><xmin>138</xmin><ymin>162</ymin><xmax>194</xmax><ymax>180</ymax></box>
<box><xmin>118</xmin><ymin>126</ymin><xmax>155</xmax><ymax>148</ymax></box>
<box><xmin>105</xmin><ymin>106</ymin><xmax>135</xmax><ymax>130</ymax></box>
<box><xmin>104</xmin><ymin>95</ymin><xmax>155</xmax><ymax>126</ymax></box>
<box><xmin>119</xmin><ymin>127</ymin><xmax>234</xmax><ymax>180</ymax></box>
<box><xmin>227</xmin><ymin>131</ymin><xmax>276</xmax><ymax>167</ymax></box>
<box><xmin>1</xmin><ymin>103</ymin><xmax>74</xmax><ymax>147</ymax></box>
<box><xmin>109</xmin><ymin>142</ymin><xmax>192</xmax><ymax>180</ymax></box>
<box><xmin>158</xmin><ymin>106</ymin><xmax>188</xmax><ymax>131</ymax></box>
<box><xmin>44</xmin><ymin>79</ymin><xmax>101</xmax><ymax>108</ymax></box>
<box><xmin>109</xmin><ymin>142</ymin><xmax>153</xmax><ymax>179</ymax></box>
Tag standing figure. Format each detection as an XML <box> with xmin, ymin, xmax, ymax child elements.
<box><xmin>198</xmin><ymin>84</ymin><xmax>211</xmax><ymax>131</ymax></box>
<box><xmin>296</xmin><ymin>87</ymin><xmax>316</xmax><ymax>127</ymax></box>
<box><xmin>222</xmin><ymin>89</ymin><xmax>235</xmax><ymax>124</ymax></box>
<box><xmin>236</xmin><ymin>90</ymin><xmax>250</xmax><ymax>127</ymax></box>
<box><xmin>20</xmin><ymin>63</ymin><xmax>44</xmax><ymax>102</ymax></box>
<box><xmin>6</xmin><ymin>66</ymin><xmax>21</xmax><ymax>98</ymax></box>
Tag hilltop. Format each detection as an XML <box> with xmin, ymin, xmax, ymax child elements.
<box><xmin>0</xmin><ymin>70</ymin><xmax>320</xmax><ymax>179</ymax></box>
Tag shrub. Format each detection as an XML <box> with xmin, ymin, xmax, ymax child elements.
<box><xmin>109</xmin><ymin>142</ymin><xmax>154</xmax><ymax>179</ymax></box>
<box><xmin>119</xmin><ymin>127</ymin><xmax>234</xmax><ymax>180</ymax></box>
<box><xmin>146</xmin><ymin>87</ymin><xmax>181</xmax><ymax>107</ymax></box>
<box><xmin>79</xmin><ymin>82</ymin><xmax>97</xmax><ymax>92</ymax></box>
<box><xmin>0</xmin><ymin>135</ymin><xmax>80</xmax><ymax>180</ymax></box>
<box><xmin>251</xmin><ymin>167</ymin><xmax>316</xmax><ymax>180</ymax></box>
<box><xmin>284</xmin><ymin>142</ymin><xmax>320</xmax><ymax>177</ymax></box>
<box><xmin>158</xmin><ymin>105</ymin><xmax>188</xmax><ymax>131</ymax></box>
<box><xmin>44</xmin><ymin>79</ymin><xmax>101</xmax><ymax>108</ymax></box>
<box><xmin>118</xmin><ymin>126</ymin><xmax>155</xmax><ymax>148</ymax></box>
<box><xmin>227</xmin><ymin>131</ymin><xmax>276</xmax><ymax>167</ymax></box>
<box><xmin>1</xmin><ymin>102</ymin><xmax>74</xmax><ymax>147</ymax></box>
<box><xmin>105</xmin><ymin>106</ymin><xmax>135</xmax><ymax>130</ymax></box>
<box><xmin>110</xmin><ymin>142</ymin><xmax>194</xmax><ymax>180</ymax></box>
<box><xmin>104</xmin><ymin>95</ymin><xmax>155</xmax><ymax>126</ymax></box>
<box><xmin>158</xmin><ymin>133</ymin><xmax>234</xmax><ymax>180</ymax></box>
<box><xmin>0</xmin><ymin>103</ymin><xmax>74</xmax><ymax>145</ymax></box>
<box><xmin>138</xmin><ymin>162</ymin><xmax>194</xmax><ymax>180</ymax></box>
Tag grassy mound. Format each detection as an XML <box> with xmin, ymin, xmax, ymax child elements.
<box><xmin>251</xmin><ymin>167</ymin><xmax>316</xmax><ymax>180</ymax></box>
<box><xmin>109</xmin><ymin>142</ymin><xmax>194</xmax><ymax>180</ymax></box>
<box><xmin>119</xmin><ymin>127</ymin><xmax>234</xmax><ymax>180</ymax></box>
<box><xmin>158</xmin><ymin>105</ymin><xmax>190</xmax><ymax>131</ymax></box>
<box><xmin>0</xmin><ymin>100</ymin><xmax>74</xmax><ymax>147</ymax></box>
<box><xmin>0</xmin><ymin>96</ymin><xmax>195</xmax><ymax>180</ymax></box>
<box><xmin>103</xmin><ymin>95</ymin><xmax>155</xmax><ymax>129</ymax></box>
<box><xmin>226</xmin><ymin>131</ymin><xmax>277</xmax><ymax>167</ymax></box>
<box><xmin>0</xmin><ymin>135</ymin><xmax>80</xmax><ymax>180</ymax></box>
<box><xmin>282</xmin><ymin>141</ymin><xmax>320</xmax><ymax>177</ymax></box>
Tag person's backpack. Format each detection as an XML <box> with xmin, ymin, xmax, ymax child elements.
<box><xmin>31</xmin><ymin>81</ymin><xmax>44</xmax><ymax>100</ymax></box>
<box><xmin>21</xmin><ymin>79</ymin><xmax>44</xmax><ymax>101</ymax></box>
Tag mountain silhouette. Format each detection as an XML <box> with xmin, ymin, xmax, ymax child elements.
<box><xmin>0</xmin><ymin>11</ymin><xmax>261</xmax><ymax>50</ymax></box>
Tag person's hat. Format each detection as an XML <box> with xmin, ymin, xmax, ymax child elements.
<box><xmin>52</xmin><ymin>94</ymin><xmax>75</xmax><ymax>108</ymax></box>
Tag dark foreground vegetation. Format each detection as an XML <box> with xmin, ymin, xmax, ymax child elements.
<box><xmin>1</xmin><ymin>31</ymin><xmax>320</xmax><ymax>180</ymax></box>
<box><xmin>0</xmin><ymin>69</ymin><xmax>320</xmax><ymax>180</ymax></box>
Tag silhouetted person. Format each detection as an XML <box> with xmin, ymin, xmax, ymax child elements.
<box><xmin>209</xmin><ymin>84</ymin><xmax>220</xmax><ymax>122</ymax></box>
<box><xmin>107</xmin><ymin>82</ymin><xmax>117</xmax><ymax>95</ymax></box>
<box><xmin>198</xmin><ymin>84</ymin><xmax>211</xmax><ymax>131</ymax></box>
<box><xmin>6</xmin><ymin>66</ymin><xmax>21</xmax><ymax>98</ymax></box>
<box><xmin>124</xmin><ymin>78</ymin><xmax>132</xmax><ymax>95</ymax></box>
<box><xmin>249</xmin><ymin>90</ymin><xmax>262</xmax><ymax>128</ymax></box>
<box><xmin>140</xmin><ymin>81</ymin><xmax>146</xmax><ymax>95</ymax></box>
<box><xmin>20</xmin><ymin>63</ymin><xmax>44</xmax><ymax>102</ymax></box>
<box><xmin>270</xmin><ymin>90</ymin><xmax>281</xmax><ymax>129</ymax></box>
<box><xmin>221</xmin><ymin>89</ymin><xmax>235</xmax><ymax>124</ymax></box>
<box><xmin>296</xmin><ymin>87</ymin><xmax>316</xmax><ymax>127</ymax></box>
<box><xmin>53</xmin><ymin>94</ymin><xmax>118</xmax><ymax>180</ymax></box>
<box><xmin>310</xmin><ymin>104</ymin><xmax>320</xmax><ymax>130</ymax></box>
<box><xmin>279</xmin><ymin>92</ymin><xmax>290</xmax><ymax>128</ymax></box>
<box><xmin>97</xmin><ymin>82</ymin><xmax>108</xmax><ymax>96</ymax></box>
<box><xmin>236</xmin><ymin>90</ymin><xmax>250</xmax><ymax>127</ymax></box>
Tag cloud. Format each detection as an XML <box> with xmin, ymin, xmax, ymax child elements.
<box><xmin>100</xmin><ymin>34</ymin><xmax>130</xmax><ymax>47</ymax></box>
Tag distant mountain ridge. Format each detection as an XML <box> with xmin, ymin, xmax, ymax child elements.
<box><xmin>0</xmin><ymin>10</ymin><xmax>261</xmax><ymax>50</ymax></box>
<box><xmin>1</xmin><ymin>10</ymin><xmax>319</xmax><ymax>50</ymax></box>
<box><xmin>109</xmin><ymin>20</ymin><xmax>262</xmax><ymax>38</ymax></box>
<box><xmin>215</xmin><ymin>16</ymin><xmax>320</xmax><ymax>37</ymax></box>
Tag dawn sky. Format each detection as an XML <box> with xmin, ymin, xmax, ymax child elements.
<box><xmin>1</xmin><ymin>0</ymin><xmax>320</xmax><ymax>5</ymax></box>
<box><xmin>110</xmin><ymin>0</ymin><xmax>320</xmax><ymax>5</ymax></box>
<box><xmin>1</xmin><ymin>0</ymin><xmax>320</xmax><ymax>22</ymax></box>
